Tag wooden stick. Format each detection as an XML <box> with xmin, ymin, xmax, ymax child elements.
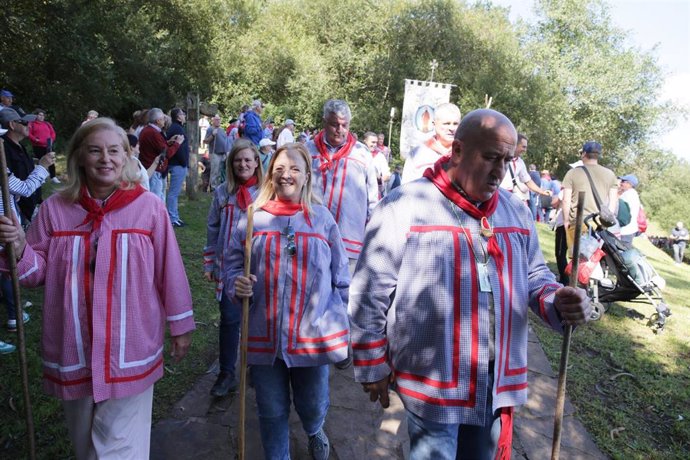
<box><xmin>238</xmin><ymin>204</ymin><xmax>254</xmax><ymax>460</ymax></box>
<box><xmin>0</xmin><ymin>139</ymin><xmax>36</xmax><ymax>460</ymax></box>
<box><xmin>551</xmin><ymin>191</ymin><xmax>586</xmax><ymax>460</ymax></box>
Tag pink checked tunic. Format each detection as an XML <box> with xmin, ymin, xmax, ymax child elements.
<box><xmin>307</xmin><ymin>140</ymin><xmax>379</xmax><ymax>259</ymax></box>
<box><xmin>10</xmin><ymin>192</ymin><xmax>195</xmax><ymax>402</ymax></box>
<box><xmin>401</xmin><ymin>140</ymin><xmax>450</xmax><ymax>184</ymax></box>
<box><xmin>350</xmin><ymin>179</ymin><xmax>564</xmax><ymax>425</ymax></box>
<box><xmin>224</xmin><ymin>204</ymin><xmax>350</xmax><ymax>367</ymax></box>
<box><xmin>203</xmin><ymin>184</ymin><xmax>258</xmax><ymax>301</ymax></box>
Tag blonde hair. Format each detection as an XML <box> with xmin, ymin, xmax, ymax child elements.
<box><xmin>225</xmin><ymin>138</ymin><xmax>263</xmax><ymax>194</ymax></box>
<box><xmin>60</xmin><ymin>118</ymin><xmax>140</xmax><ymax>202</ymax></box>
<box><xmin>253</xmin><ymin>143</ymin><xmax>320</xmax><ymax>213</ymax></box>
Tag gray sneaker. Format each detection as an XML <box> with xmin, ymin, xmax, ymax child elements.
<box><xmin>308</xmin><ymin>428</ymin><xmax>329</xmax><ymax>460</ymax></box>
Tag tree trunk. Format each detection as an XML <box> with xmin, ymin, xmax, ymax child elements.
<box><xmin>186</xmin><ymin>92</ymin><xmax>200</xmax><ymax>200</ymax></box>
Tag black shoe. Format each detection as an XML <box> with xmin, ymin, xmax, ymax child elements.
<box><xmin>172</xmin><ymin>220</ymin><xmax>186</xmax><ymax>228</ymax></box>
<box><xmin>210</xmin><ymin>372</ymin><xmax>237</xmax><ymax>397</ymax></box>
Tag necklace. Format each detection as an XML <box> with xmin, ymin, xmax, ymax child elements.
<box><xmin>448</xmin><ymin>200</ymin><xmax>492</xmax><ymax>292</ymax></box>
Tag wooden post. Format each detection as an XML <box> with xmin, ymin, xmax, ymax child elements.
<box><xmin>186</xmin><ymin>92</ymin><xmax>200</xmax><ymax>199</ymax></box>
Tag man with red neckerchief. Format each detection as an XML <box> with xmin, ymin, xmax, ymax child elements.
<box><xmin>306</xmin><ymin>99</ymin><xmax>379</xmax><ymax>272</ymax></box>
<box><xmin>350</xmin><ymin>109</ymin><xmax>591</xmax><ymax>460</ymax></box>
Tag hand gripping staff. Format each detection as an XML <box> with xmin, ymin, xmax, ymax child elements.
<box><xmin>0</xmin><ymin>138</ymin><xmax>36</xmax><ymax>459</ymax></box>
<box><xmin>238</xmin><ymin>204</ymin><xmax>254</xmax><ymax>460</ymax></box>
<box><xmin>551</xmin><ymin>191</ymin><xmax>586</xmax><ymax>459</ymax></box>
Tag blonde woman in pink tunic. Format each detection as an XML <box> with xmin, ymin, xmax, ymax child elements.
<box><xmin>0</xmin><ymin>117</ymin><xmax>195</xmax><ymax>459</ymax></box>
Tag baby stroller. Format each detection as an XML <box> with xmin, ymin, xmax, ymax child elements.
<box><xmin>570</xmin><ymin>213</ymin><xmax>671</xmax><ymax>332</ymax></box>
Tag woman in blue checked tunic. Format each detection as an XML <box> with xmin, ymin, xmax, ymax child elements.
<box><xmin>225</xmin><ymin>142</ymin><xmax>350</xmax><ymax>460</ymax></box>
<box><xmin>203</xmin><ymin>138</ymin><xmax>262</xmax><ymax>397</ymax></box>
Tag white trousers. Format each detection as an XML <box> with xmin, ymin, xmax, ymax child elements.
<box><xmin>62</xmin><ymin>386</ymin><xmax>154</xmax><ymax>460</ymax></box>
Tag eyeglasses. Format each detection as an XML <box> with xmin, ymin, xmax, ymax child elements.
<box><xmin>283</xmin><ymin>223</ymin><xmax>296</xmax><ymax>256</ymax></box>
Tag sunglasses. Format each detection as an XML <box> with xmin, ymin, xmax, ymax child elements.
<box><xmin>12</xmin><ymin>119</ymin><xmax>28</xmax><ymax>126</ymax></box>
<box><xmin>283</xmin><ymin>223</ymin><xmax>296</xmax><ymax>257</ymax></box>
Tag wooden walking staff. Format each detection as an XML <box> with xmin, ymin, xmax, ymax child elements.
<box><xmin>238</xmin><ymin>204</ymin><xmax>254</xmax><ymax>460</ymax></box>
<box><xmin>0</xmin><ymin>139</ymin><xmax>36</xmax><ymax>460</ymax></box>
<box><xmin>551</xmin><ymin>191</ymin><xmax>586</xmax><ymax>460</ymax></box>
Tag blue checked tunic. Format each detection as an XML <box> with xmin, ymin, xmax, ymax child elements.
<box><xmin>349</xmin><ymin>178</ymin><xmax>564</xmax><ymax>425</ymax></box>
<box><xmin>307</xmin><ymin>140</ymin><xmax>379</xmax><ymax>260</ymax></box>
<box><xmin>203</xmin><ymin>183</ymin><xmax>258</xmax><ymax>301</ymax></box>
<box><xmin>224</xmin><ymin>204</ymin><xmax>351</xmax><ymax>367</ymax></box>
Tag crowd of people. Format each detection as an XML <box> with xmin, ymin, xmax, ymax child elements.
<box><xmin>0</xmin><ymin>86</ymin><xmax>680</xmax><ymax>460</ymax></box>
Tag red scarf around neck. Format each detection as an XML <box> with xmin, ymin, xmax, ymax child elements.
<box><xmin>314</xmin><ymin>131</ymin><xmax>357</xmax><ymax>173</ymax></box>
<box><xmin>423</xmin><ymin>157</ymin><xmax>503</xmax><ymax>268</ymax></box>
<box><xmin>261</xmin><ymin>199</ymin><xmax>312</xmax><ymax>227</ymax></box>
<box><xmin>78</xmin><ymin>184</ymin><xmax>146</xmax><ymax>232</ymax></box>
<box><xmin>236</xmin><ymin>176</ymin><xmax>258</xmax><ymax>211</ymax></box>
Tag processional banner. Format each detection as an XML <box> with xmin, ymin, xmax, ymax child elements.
<box><xmin>399</xmin><ymin>79</ymin><xmax>452</xmax><ymax>159</ymax></box>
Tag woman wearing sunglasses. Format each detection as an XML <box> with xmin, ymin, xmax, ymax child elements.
<box><xmin>225</xmin><ymin>142</ymin><xmax>350</xmax><ymax>460</ymax></box>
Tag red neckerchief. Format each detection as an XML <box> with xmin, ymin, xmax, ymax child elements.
<box><xmin>424</xmin><ymin>136</ymin><xmax>452</xmax><ymax>156</ymax></box>
<box><xmin>314</xmin><ymin>131</ymin><xmax>357</xmax><ymax>173</ymax></box>
<box><xmin>261</xmin><ymin>199</ymin><xmax>312</xmax><ymax>227</ymax></box>
<box><xmin>423</xmin><ymin>156</ymin><xmax>503</xmax><ymax>268</ymax></box>
<box><xmin>78</xmin><ymin>184</ymin><xmax>146</xmax><ymax>232</ymax></box>
<box><xmin>236</xmin><ymin>176</ymin><xmax>258</xmax><ymax>211</ymax></box>
<box><xmin>371</xmin><ymin>147</ymin><xmax>380</xmax><ymax>158</ymax></box>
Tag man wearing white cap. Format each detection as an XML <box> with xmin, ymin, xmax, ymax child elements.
<box><xmin>617</xmin><ymin>173</ymin><xmax>641</xmax><ymax>244</ymax></box>
<box><xmin>276</xmin><ymin>119</ymin><xmax>295</xmax><ymax>148</ymax></box>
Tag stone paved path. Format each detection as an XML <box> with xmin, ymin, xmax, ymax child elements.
<box><xmin>151</xmin><ymin>327</ymin><xmax>608</xmax><ymax>459</ymax></box>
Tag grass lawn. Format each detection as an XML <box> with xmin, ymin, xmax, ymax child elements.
<box><xmin>1</xmin><ymin>182</ymin><xmax>688</xmax><ymax>458</ymax></box>
<box><xmin>533</xmin><ymin>223</ymin><xmax>690</xmax><ymax>459</ymax></box>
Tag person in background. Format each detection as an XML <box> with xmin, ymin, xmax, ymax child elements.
<box><xmin>166</xmin><ymin>108</ymin><xmax>189</xmax><ymax>228</ymax></box>
<box><xmin>0</xmin><ymin>108</ymin><xmax>44</xmax><ymax>223</ymax></box>
<box><xmin>204</xmin><ymin>114</ymin><xmax>229</xmax><ymax>191</ymax></box>
<box><xmin>28</xmin><ymin>108</ymin><xmax>59</xmax><ymax>183</ymax></box>
<box><xmin>528</xmin><ymin>163</ymin><xmax>541</xmax><ymax>220</ymax></box>
<box><xmin>258</xmin><ymin>138</ymin><xmax>276</xmax><ymax>172</ymax></box>
<box><xmin>275</xmin><ymin>119</ymin><xmax>296</xmax><ymax>148</ymax></box>
<box><xmin>138</xmin><ymin>108</ymin><xmax>184</xmax><ymax>201</ymax></box>
<box><xmin>670</xmin><ymin>221</ymin><xmax>689</xmax><ymax>265</ymax></box>
<box><xmin>363</xmin><ymin>131</ymin><xmax>390</xmax><ymax>198</ymax></box>
<box><xmin>388</xmin><ymin>164</ymin><xmax>402</xmax><ymax>192</ymax></box>
<box><xmin>126</xmin><ymin>134</ymin><xmax>157</xmax><ymax>190</ymax></box>
<box><xmin>0</xmin><ymin>118</ymin><xmax>194</xmax><ymax>459</ymax></box>
<box><xmin>243</xmin><ymin>100</ymin><xmax>264</xmax><ymax>146</ymax></box>
<box><xmin>617</xmin><ymin>174</ymin><xmax>641</xmax><ymax>245</ymax></box>
<box><xmin>402</xmin><ymin>103</ymin><xmax>461</xmax><ymax>184</ymax></box>
<box><xmin>81</xmin><ymin>110</ymin><xmax>99</xmax><ymax>126</ymax></box>
<box><xmin>226</xmin><ymin>143</ymin><xmax>349</xmax><ymax>460</ymax></box>
<box><xmin>203</xmin><ymin>138</ymin><xmax>262</xmax><ymax>398</ymax></box>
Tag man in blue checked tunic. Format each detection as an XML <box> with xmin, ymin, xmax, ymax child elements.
<box><xmin>349</xmin><ymin>109</ymin><xmax>592</xmax><ymax>460</ymax></box>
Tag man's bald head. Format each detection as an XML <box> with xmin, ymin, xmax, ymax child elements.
<box><xmin>448</xmin><ymin>109</ymin><xmax>518</xmax><ymax>202</ymax></box>
<box><xmin>454</xmin><ymin>109</ymin><xmax>517</xmax><ymax>148</ymax></box>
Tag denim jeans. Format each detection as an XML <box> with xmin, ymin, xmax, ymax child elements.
<box><xmin>149</xmin><ymin>171</ymin><xmax>167</xmax><ymax>202</ymax></box>
<box><xmin>407</xmin><ymin>370</ymin><xmax>501</xmax><ymax>460</ymax></box>
<box><xmin>251</xmin><ymin>360</ymin><xmax>330</xmax><ymax>460</ymax></box>
<box><xmin>1</xmin><ymin>274</ymin><xmax>16</xmax><ymax>321</ymax></box>
<box><xmin>166</xmin><ymin>165</ymin><xmax>187</xmax><ymax>223</ymax></box>
<box><xmin>218</xmin><ymin>293</ymin><xmax>240</xmax><ymax>376</ymax></box>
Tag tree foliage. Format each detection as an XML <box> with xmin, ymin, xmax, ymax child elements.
<box><xmin>1</xmin><ymin>0</ymin><xmax>683</xmax><ymax>225</ymax></box>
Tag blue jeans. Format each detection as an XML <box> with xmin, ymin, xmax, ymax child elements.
<box><xmin>1</xmin><ymin>274</ymin><xmax>16</xmax><ymax>321</ymax></box>
<box><xmin>407</xmin><ymin>370</ymin><xmax>501</xmax><ymax>460</ymax></box>
<box><xmin>149</xmin><ymin>172</ymin><xmax>167</xmax><ymax>202</ymax></box>
<box><xmin>251</xmin><ymin>361</ymin><xmax>330</xmax><ymax>460</ymax></box>
<box><xmin>218</xmin><ymin>293</ymin><xmax>240</xmax><ymax>376</ymax></box>
<box><xmin>166</xmin><ymin>165</ymin><xmax>187</xmax><ymax>223</ymax></box>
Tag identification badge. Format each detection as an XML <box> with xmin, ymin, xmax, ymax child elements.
<box><xmin>477</xmin><ymin>262</ymin><xmax>491</xmax><ymax>292</ymax></box>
